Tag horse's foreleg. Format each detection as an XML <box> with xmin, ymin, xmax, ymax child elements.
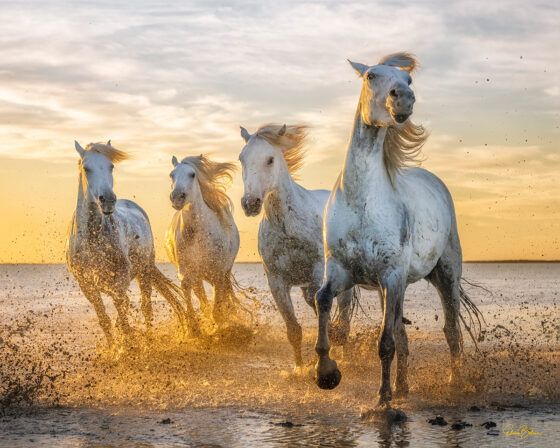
<box><xmin>315</xmin><ymin>260</ymin><xmax>352</xmax><ymax>390</ymax></box>
<box><xmin>268</xmin><ymin>275</ymin><xmax>303</xmax><ymax>368</ymax></box>
<box><xmin>192</xmin><ymin>281</ymin><xmax>211</xmax><ymax>317</ymax></box>
<box><xmin>377</xmin><ymin>271</ymin><xmax>406</xmax><ymax>406</ymax></box>
<box><xmin>394</xmin><ymin>300</ymin><xmax>409</xmax><ymax>398</ymax></box>
<box><xmin>212</xmin><ymin>274</ymin><xmax>234</xmax><ymax>325</ymax></box>
<box><xmin>180</xmin><ymin>278</ymin><xmax>199</xmax><ymax>321</ymax></box>
<box><xmin>80</xmin><ymin>282</ymin><xmax>113</xmax><ymax>346</ymax></box>
<box><xmin>111</xmin><ymin>290</ymin><xmax>132</xmax><ymax>337</ymax></box>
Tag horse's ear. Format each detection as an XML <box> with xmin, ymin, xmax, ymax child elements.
<box><xmin>348</xmin><ymin>59</ymin><xmax>369</xmax><ymax>77</ymax></box>
<box><xmin>106</xmin><ymin>139</ymin><xmax>112</xmax><ymax>147</ymax></box>
<box><xmin>172</xmin><ymin>155</ymin><xmax>178</xmax><ymax>167</ymax></box>
<box><xmin>240</xmin><ymin>126</ymin><xmax>251</xmax><ymax>143</ymax></box>
<box><xmin>278</xmin><ymin>124</ymin><xmax>287</xmax><ymax>136</ymax></box>
<box><xmin>377</xmin><ymin>52</ymin><xmax>419</xmax><ymax>74</ymax></box>
<box><xmin>74</xmin><ymin>140</ymin><xmax>85</xmax><ymax>158</ymax></box>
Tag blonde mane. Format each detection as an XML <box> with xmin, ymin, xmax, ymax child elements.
<box><xmin>256</xmin><ymin>124</ymin><xmax>308</xmax><ymax>177</ymax></box>
<box><xmin>85</xmin><ymin>142</ymin><xmax>129</xmax><ymax>163</ymax></box>
<box><xmin>383</xmin><ymin>121</ymin><xmax>428</xmax><ymax>185</ymax></box>
<box><xmin>180</xmin><ymin>154</ymin><xmax>236</xmax><ymax>217</ymax></box>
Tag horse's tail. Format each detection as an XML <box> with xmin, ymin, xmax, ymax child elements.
<box><xmin>227</xmin><ymin>271</ymin><xmax>259</xmax><ymax>323</ymax></box>
<box><xmin>150</xmin><ymin>266</ymin><xmax>198</xmax><ymax>334</ymax></box>
<box><xmin>350</xmin><ymin>286</ymin><xmax>361</xmax><ymax>319</ymax></box>
<box><xmin>458</xmin><ymin>278</ymin><xmax>487</xmax><ymax>351</ymax></box>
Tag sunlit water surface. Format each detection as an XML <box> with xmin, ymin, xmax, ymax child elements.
<box><xmin>1</xmin><ymin>263</ymin><xmax>559</xmax><ymax>447</ymax></box>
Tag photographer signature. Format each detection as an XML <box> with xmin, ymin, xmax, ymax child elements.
<box><xmin>503</xmin><ymin>424</ymin><xmax>542</xmax><ymax>439</ymax></box>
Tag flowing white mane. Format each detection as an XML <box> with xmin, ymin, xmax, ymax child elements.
<box><xmin>85</xmin><ymin>142</ymin><xmax>130</xmax><ymax>163</ymax></box>
<box><xmin>256</xmin><ymin>124</ymin><xmax>308</xmax><ymax>177</ymax></box>
<box><xmin>180</xmin><ymin>154</ymin><xmax>236</xmax><ymax>217</ymax></box>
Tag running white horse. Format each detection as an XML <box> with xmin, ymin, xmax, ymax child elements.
<box><xmin>239</xmin><ymin>124</ymin><xmax>356</xmax><ymax>370</ymax></box>
<box><xmin>165</xmin><ymin>154</ymin><xmax>242</xmax><ymax>328</ymax></box>
<box><xmin>66</xmin><ymin>141</ymin><xmax>191</xmax><ymax>346</ymax></box>
<box><xmin>314</xmin><ymin>53</ymin><xmax>482</xmax><ymax>412</ymax></box>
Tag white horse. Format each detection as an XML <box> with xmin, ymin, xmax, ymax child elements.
<box><xmin>239</xmin><ymin>124</ymin><xmax>356</xmax><ymax>370</ymax></box>
<box><xmin>314</xmin><ymin>53</ymin><xmax>482</xmax><ymax>412</ymax></box>
<box><xmin>165</xmin><ymin>154</ymin><xmax>242</xmax><ymax>329</ymax></box>
<box><xmin>66</xmin><ymin>141</ymin><xmax>191</xmax><ymax>346</ymax></box>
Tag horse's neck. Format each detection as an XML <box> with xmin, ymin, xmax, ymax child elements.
<box><xmin>341</xmin><ymin>105</ymin><xmax>392</xmax><ymax>202</ymax></box>
<box><xmin>180</xmin><ymin>181</ymin><xmax>212</xmax><ymax>229</ymax></box>
<box><xmin>74</xmin><ymin>172</ymin><xmax>103</xmax><ymax>237</ymax></box>
<box><xmin>263</xmin><ymin>171</ymin><xmax>307</xmax><ymax>230</ymax></box>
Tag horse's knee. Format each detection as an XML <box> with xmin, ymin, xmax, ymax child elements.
<box><xmin>378</xmin><ymin>329</ymin><xmax>395</xmax><ymax>361</ymax></box>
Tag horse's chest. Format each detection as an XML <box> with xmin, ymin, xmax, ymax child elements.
<box><xmin>70</xmin><ymin>237</ymin><xmax>130</xmax><ymax>283</ymax></box>
<box><xmin>259</xmin><ymin>228</ymin><xmax>321</xmax><ymax>284</ymax></box>
<box><xmin>327</xmin><ymin>197</ymin><xmax>407</xmax><ymax>282</ymax></box>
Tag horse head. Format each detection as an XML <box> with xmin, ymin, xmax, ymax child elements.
<box><xmin>349</xmin><ymin>52</ymin><xmax>418</xmax><ymax>126</ymax></box>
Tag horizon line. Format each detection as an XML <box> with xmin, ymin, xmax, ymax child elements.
<box><xmin>1</xmin><ymin>259</ymin><xmax>560</xmax><ymax>266</ymax></box>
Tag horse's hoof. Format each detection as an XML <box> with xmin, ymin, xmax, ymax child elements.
<box><xmin>315</xmin><ymin>366</ymin><xmax>342</xmax><ymax>390</ymax></box>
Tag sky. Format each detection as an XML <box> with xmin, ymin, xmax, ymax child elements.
<box><xmin>0</xmin><ymin>0</ymin><xmax>558</xmax><ymax>263</ymax></box>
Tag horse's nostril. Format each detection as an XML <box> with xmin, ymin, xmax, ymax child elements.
<box><xmin>99</xmin><ymin>195</ymin><xmax>104</xmax><ymax>201</ymax></box>
<box><xmin>390</xmin><ymin>89</ymin><xmax>398</xmax><ymax>98</ymax></box>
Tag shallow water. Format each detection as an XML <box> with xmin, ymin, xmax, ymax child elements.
<box><xmin>1</xmin><ymin>263</ymin><xmax>559</xmax><ymax>447</ymax></box>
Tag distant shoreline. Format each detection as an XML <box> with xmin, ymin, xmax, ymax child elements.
<box><xmin>1</xmin><ymin>260</ymin><xmax>559</xmax><ymax>266</ymax></box>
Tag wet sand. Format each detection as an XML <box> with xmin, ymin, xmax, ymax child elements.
<box><xmin>1</xmin><ymin>263</ymin><xmax>559</xmax><ymax>447</ymax></box>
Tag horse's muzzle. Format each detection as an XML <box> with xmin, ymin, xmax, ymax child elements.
<box><xmin>241</xmin><ymin>196</ymin><xmax>262</xmax><ymax>217</ymax></box>
<box><xmin>99</xmin><ymin>194</ymin><xmax>116</xmax><ymax>215</ymax></box>
<box><xmin>170</xmin><ymin>192</ymin><xmax>186</xmax><ymax>210</ymax></box>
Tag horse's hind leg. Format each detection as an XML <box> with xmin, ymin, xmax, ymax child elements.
<box><xmin>427</xmin><ymin>247</ymin><xmax>463</xmax><ymax>388</ymax></box>
<box><xmin>136</xmin><ymin>274</ymin><xmax>153</xmax><ymax>331</ymax></box>
<box><xmin>79</xmin><ymin>281</ymin><xmax>113</xmax><ymax>346</ymax></box>
<box><xmin>193</xmin><ymin>280</ymin><xmax>211</xmax><ymax>317</ymax></box>
<box><xmin>269</xmin><ymin>274</ymin><xmax>303</xmax><ymax>368</ymax></box>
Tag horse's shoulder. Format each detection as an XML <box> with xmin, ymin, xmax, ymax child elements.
<box><xmin>116</xmin><ymin>199</ymin><xmax>150</xmax><ymax>222</ymax></box>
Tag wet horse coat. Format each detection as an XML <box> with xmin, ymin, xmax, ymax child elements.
<box><xmin>239</xmin><ymin>124</ymin><xmax>355</xmax><ymax>369</ymax></box>
<box><xmin>66</xmin><ymin>141</ymin><xmax>189</xmax><ymax>345</ymax></box>
<box><xmin>314</xmin><ymin>53</ymin><xmax>482</xmax><ymax>410</ymax></box>
<box><xmin>165</xmin><ymin>155</ymin><xmax>241</xmax><ymax>328</ymax></box>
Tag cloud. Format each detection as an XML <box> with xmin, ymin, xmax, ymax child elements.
<box><xmin>0</xmin><ymin>0</ymin><xmax>558</xmax><ymax>262</ymax></box>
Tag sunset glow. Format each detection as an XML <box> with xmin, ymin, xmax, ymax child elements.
<box><xmin>1</xmin><ymin>0</ymin><xmax>558</xmax><ymax>263</ymax></box>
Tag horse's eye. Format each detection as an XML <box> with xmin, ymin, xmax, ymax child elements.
<box><xmin>267</xmin><ymin>157</ymin><xmax>274</xmax><ymax>166</ymax></box>
<box><xmin>408</xmin><ymin>78</ymin><xmax>412</xmax><ymax>85</ymax></box>
<box><xmin>190</xmin><ymin>172</ymin><xmax>195</xmax><ymax>178</ymax></box>
<box><xmin>367</xmin><ymin>72</ymin><xmax>375</xmax><ymax>80</ymax></box>
<box><xmin>110</xmin><ymin>164</ymin><xmax>115</xmax><ymax>169</ymax></box>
